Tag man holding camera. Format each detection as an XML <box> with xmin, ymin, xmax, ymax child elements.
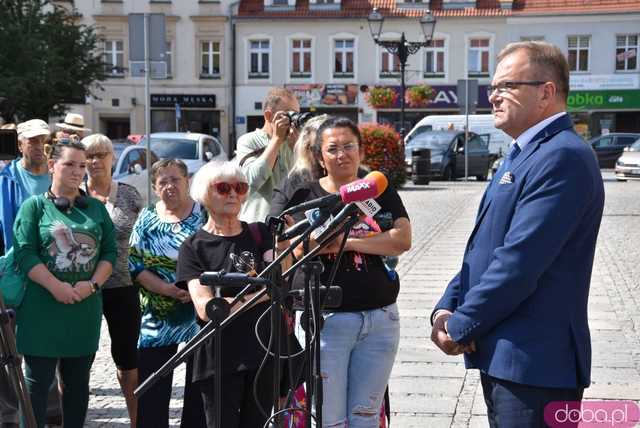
<box><xmin>236</xmin><ymin>87</ymin><xmax>300</xmax><ymax>223</ymax></box>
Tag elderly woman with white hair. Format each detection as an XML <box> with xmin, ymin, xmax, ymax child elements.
<box><xmin>175</xmin><ymin>160</ymin><xmax>290</xmax><ymax>428</ymax></box>
<box><xmin>80</xmin><ymin>133</ymin><xmax>143</xmax><ymax>427</ymax></box>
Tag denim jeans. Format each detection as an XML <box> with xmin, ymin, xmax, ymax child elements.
<box><xmin>319</xmin><ymin>303</ymin><xmax>400</xmax><ymax>428</ymax></box>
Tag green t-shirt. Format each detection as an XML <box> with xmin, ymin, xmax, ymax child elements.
<box><xmin>236</xmin><ymin>129</ymin><xmax>294</xmax><ymax>223</ymax></box>
<box><xmin>13</xmin><ymin>194</ymin><xmax>117</xmax><ymax>357</ymax></box>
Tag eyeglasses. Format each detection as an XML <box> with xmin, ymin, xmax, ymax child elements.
<box><xmin>486</xmin><ymin>81</ymin><xmax>547</xmax><ymax>97</ymax></box>
<box><xmin>324</xmin><ymin>143</ymin><xmax>359</xmax><ymax>156</ymax></box>
<box><xmin>86</xmin><ymin>152</ymin><xmax>110</xmax><ymax>160</ymax></box>
<box><xmin>213</xmin><ymin>182</ymin><xmax>249</xmax><ymax>196</ymax></box>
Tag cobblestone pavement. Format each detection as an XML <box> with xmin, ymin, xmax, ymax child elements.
<box><xmin>83</xmin><ymin>175</ymin><xmax>640</xmax><ymax>427</ymax></box>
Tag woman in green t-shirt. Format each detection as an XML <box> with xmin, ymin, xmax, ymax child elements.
<box><xmin>13</xmin><ymin>141</ymin><xmax>117</xmax><ymax>428</ymax></box>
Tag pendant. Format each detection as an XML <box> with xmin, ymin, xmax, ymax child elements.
<box><xmin>171</xmin><ymin>223</ymin><xmax>182</xmax><ymax>234</ymax></box>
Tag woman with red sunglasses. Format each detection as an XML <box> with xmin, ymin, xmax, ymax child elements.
<box><xmin>175</xmin><ymin>160</ymin><xmax>291</xmax><ymax>428</ymax></box>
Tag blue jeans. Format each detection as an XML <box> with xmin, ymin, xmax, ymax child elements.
<box><xmin>320</xmin><ymin>303</ymin><xmax>400</xmax><ymax>428</ymax></box>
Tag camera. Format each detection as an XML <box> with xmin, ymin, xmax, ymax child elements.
<box><xmin>285</xmin><ymin>111</ymin><xmax>315</xmax><ymax>129</ymax></box>
<box><xmin>0</xmin><ymin>129</ymin><xmax>19</xmax><ymax>161</ymax></box>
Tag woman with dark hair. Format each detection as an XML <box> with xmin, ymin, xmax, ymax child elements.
<box><xmin>270</xmin><ymin>116</ymin><xmax>411</xmax><ymax>428</ymax></box>
<box><xmin>129</xmin><ymin>159</ymin><xmax>205</xmax><ymax>428</ymax></box>
<box><xmin>13</xmin><ymin>140</ymin><xmax>116</xmax><ymax>428</ymax></box>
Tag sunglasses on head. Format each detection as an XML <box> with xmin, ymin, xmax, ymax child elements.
<box><xmin>213</xmin><ymin>182</ymin><xmax>249</xmax><ymax>196</ymax></box>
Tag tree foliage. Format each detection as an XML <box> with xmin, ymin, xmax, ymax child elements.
<box><xmin>0</xmin><ymin>0</ymin><xmax>106</xmax><ymax>122</ymax></box>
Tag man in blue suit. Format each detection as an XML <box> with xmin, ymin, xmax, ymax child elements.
<box><xmin>430</xmin><ymin>41</ymin><xmax>604</xmax><ymax>427</ymax></box>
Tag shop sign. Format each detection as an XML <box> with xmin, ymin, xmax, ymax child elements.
<box><xmin>567</xmin><ymin>90</ymin><xmax>640</xmax><ymax>111</ymax></box>
<box><xmin>381</xmin><ymin>85</ymin><xmax>491</xmax><ymax>109</ymax></box>
<box><xmin>285</xmin><ymin>84</ymin><xmax>358</xmax><ymax>107</ymax></box>
<box><xmin>151</xmin><ymin>94</ymin><xmax>216</xmax><ymax>108</ymax></box>
<box><xmin>570</xmin><ymin>74</ymin><xmax>639</xmax><ymax>91</ymax></box>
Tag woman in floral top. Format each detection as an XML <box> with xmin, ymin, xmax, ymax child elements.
<box><xmin>128</xmin><ymin>159</ymin><xmax>204</xmax><ymax>428</ymax></box>
<box><xmin>82</xmin><ymin>133</ymin><xmax>143</xmax><ymax>427</ymax></box>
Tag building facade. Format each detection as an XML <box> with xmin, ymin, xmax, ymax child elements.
<box><xmin>70</xmin><ymin>0</ymin><xmax>233</xmax><ymax>152</ymax></box>
<box><xmin>235</xmin><ymin>0</ymin><xmax>640</xmax><ymax>141</ymax></box>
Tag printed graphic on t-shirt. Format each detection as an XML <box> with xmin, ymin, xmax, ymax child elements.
<box><xmin>48</xmin><ymin>221</ymin><xmax>97</xmax><ymax>272</ymax></box>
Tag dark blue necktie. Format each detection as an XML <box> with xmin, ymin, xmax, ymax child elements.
<box><xmin>485</xmin><ymin>143</ymin><xmax>521</xmax><ymax>202</ymax></box>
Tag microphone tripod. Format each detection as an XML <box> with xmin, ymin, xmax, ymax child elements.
<box><xmin>134</xmin><ymin>211</ymin><xmax>360</xmax><ymax>427</ymax></box>
<box><xmin>0</xmin><ymin>293</ymin><xmax>37</xmax><ymax>428</ymax></box>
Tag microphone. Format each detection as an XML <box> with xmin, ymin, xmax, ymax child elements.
<box><xmin>314</xmin><ymin>202</ymin><xmax>361</xmax><ymax>243</ymax></box>
<box><xmin>200</xmin><ymin>271</ymin><xmax>273</xmax><ymax>287</ymax></box>
<box><xmin>279</xmin><ymin>208</ymin><xmax>332</xmax><ymax>241</ymax></box>
<box><xmin>281</xmin><ymin>171</ymin><xmax>388</xmax><ymax>216</ymax></box>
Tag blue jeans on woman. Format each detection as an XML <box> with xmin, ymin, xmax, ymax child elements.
<box><xmin>320</xmin><ymin>303</ymin><xmax>400</xmax><ymax>428</ymax></box>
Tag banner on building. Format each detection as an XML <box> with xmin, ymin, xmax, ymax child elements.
<box><xmin>285</xmin><ymin>84</ymin><xmax>359</xmax><ymax>107</ymax></box>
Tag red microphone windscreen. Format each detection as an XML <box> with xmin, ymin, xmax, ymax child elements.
<box><xmin>339</xmin><ymin>171</ymin><xmax>389</xmax><ymax>203</ymax></box>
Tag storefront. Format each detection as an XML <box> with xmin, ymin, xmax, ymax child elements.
<box><xmin>374</xmin><ymin>84</ymin><xmax>492</xmax><ymax>133</ymax></box>
<box><xmin>568</xmin><ymin>75</ymin><xmax>640</xmax><ymax>139</ymax></box>
<box><xmin>150</xmin><ymin>94</ymin><xmax>221</xmax><ymax>138</ymax></box>
<box><xmin>286</xmin><ymin>84</ymin><xmax>359</xmax><ymax>123</ymax></box>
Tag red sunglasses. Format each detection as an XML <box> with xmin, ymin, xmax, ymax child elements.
<box><xmin>213</xmin><ymin>182</ymin><xmax>249</xmax><ymax>196</ymax></box>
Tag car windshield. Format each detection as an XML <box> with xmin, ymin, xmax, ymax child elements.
<box><xmin>112</xmin><ymin>143</ymin><xmax>129</xmax><ymax>162</ymax></box>
<box><xmin>631</xmin><ymin>139</ymin><xmax>640</xmax><ymax>151</ymax></box>
<box><xmin>140</xmin><ymin>138</ymin><xmax>198</xmax><ymax>160</ymax></box>
<box><xmin>407</xmin><ymin>133</ymin><xmax>453</xmax><ymax>151</ymax></box>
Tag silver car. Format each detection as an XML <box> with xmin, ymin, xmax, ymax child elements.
<box><xmin>615</xmin><ymin>138</ymin><xmax>640</xmax><ymax>181</ymax></box>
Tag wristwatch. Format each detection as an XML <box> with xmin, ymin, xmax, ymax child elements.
<box><xmin>90</xmin><ymin>279</ymin><xmax>100</xmax><ymax>293</ymax></box>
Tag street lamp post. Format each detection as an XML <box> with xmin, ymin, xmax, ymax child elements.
<box><xmin>367</xmin><ymin>8</ymin><xmax>436</xmax><ymax>140</ymax></box>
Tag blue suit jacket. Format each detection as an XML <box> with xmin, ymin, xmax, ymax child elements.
<box><xmin>433</xmin><ymin>114</ymin><xmax>604</xmax><ymax>388</ymax></box>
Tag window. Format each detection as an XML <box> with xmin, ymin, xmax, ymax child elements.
<box><xmin>201</xmin><ymin>41</ymin><xmax>221</xmax><ymax>77</ymax></box>
<box><xmin>103</xmin><ymin>40</ymin><xmax>124</xmax><ymax>76</ymax></box>
<box><xmin>616</xmin><ymin>34</ymin><xmax>639</xmax><ymax>71</ymax></box>
<box><xmin>568</xmin><ymin>36</ymin><xmax>590</xmax><ymax>72</ymax></box>
<box><xmin>291</xmin><ymin>39</ymin><xmax>312</xmax><ymax>78</ymax></box>
<box><xmin>468</xmin><ymin>38</ymin><xmax>490</xmax><ymax>77</ymax></box>
<box><xmin>165</xmin><ymin>41</ymin><xmax>172</xmax><ymax>76</ymax></box>
<box><xmin>273</xmin><ymin>0</ymin><xmax>288</xmax><ymax>4</ymax></box>
<box><xmin>380</xmin><ymin>51</ymin><xmax>400</xmax><ymax>77</ymax></box>
<box><xmin>334</xmin><ymin>39</ymin><xmax>354</xmax><ymax>77</ymax></box>
<box><xmin>593</xmin><ymin>136</ymin><xmax>613</xmax><ymax>148</ymax></box>
<box><xmin>424</xmin><ymin>38</ymin><xmax>445</xmax><ymax>78</ymax></box>
<box><xmin>616</xmin><ymin>136</ymin><xmax>638</xmax><ymax>147</ymax></box>
<box><xmin>249</xmin><ymin>40</ymin><xmax>270</xmax><ymax>79</ymax></box>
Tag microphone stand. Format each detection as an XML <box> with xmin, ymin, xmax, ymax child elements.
<box><xmin>134</xmin><ymin>212</ymin><xmax>360</xmax><ymax>426</ymax></box>
<box><xmin>0</xmin><ymin>294</ymin><xmax>37</xmax><ymax>428</ymax></box>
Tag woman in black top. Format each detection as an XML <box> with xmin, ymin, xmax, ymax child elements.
<box><xmin>270</xmin><ymin>116</ymin><xmax>412</xmax><ymax>428</ymax></box>
<box><xmin>176</xmin><ymin>160</ymin><xmax>290</xmax><ymax>428</ymax></box>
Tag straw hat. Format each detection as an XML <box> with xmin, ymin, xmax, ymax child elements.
<box><xmin>55</xmin><ymin>113</ymin><xmax>91</xmax><ymax>133</ymax></box>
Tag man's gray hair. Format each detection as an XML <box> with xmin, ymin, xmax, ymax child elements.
<box><xmin>190</xmin><ymin>160</ymin><xmax>248</xmax><ymax>206</ymax></box>
<box><xmin>497</xmin><ymin>41</ymin><xmax>570</xmax><ymax>102</ymax></box>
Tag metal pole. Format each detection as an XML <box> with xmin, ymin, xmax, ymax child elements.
<box><xmin>464</xmin><ymin>78</ymin><xmax>469</xmax><ymax>181</ymax></box>
<box><xmin>399</xmin><ymin>33</ymin><xmax>407</xmax><ymax>141</ymax></box>
<box><xmin>144</xmin><ymin>13</ymin><xmax>152</xmax><ymax>207</ymax></box>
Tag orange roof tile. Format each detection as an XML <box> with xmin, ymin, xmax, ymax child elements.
<box><xmin>237</xmin><ymin>0</ymin><xmax>640</xmax><ymax>18</ymax></box>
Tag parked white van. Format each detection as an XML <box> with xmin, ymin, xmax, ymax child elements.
<box><xmin>405</xmin><ymin>114</ymin><xmax>511</xmax><ymax>155</ymax></box>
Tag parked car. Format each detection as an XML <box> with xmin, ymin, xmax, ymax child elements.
<box><xmin>615</xmin><ymin>138</ymin><xmax>640</xmax><ymax>181</ymax></box>
<box><xmin>405</xmin><ymin>114</ymin><xmax>511</xmax><ymax>155</ymax></box>
<box><xmin>588</xmin><ymin>133</ymin><xmax>640</xmax><ymax>168</ymax></box>
<box><xmin>112</xmin><ymin>145</ymin><xmax>159</xmax><ymax>203</ymax></box>
<box><xmin>113</xmin><ymin>132</ymin><xmax>226</xmax><ymax>202</ymax></box>
<box><xmin>405</xmin><ymin>130</ymin><xmax>492</xmax><ymax>181</ymax></box>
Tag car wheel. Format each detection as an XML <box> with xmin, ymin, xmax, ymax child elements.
<box><xmin>476</xmin><ymin>172</ymin><xmax>488</xmax><ymax>181</ymax></box>
<box><xmin>616</xmin><ymin>178</ymin><xmax>627</xmax><ymax>182</ymax></box>
<box><xmin>412</xmin><ymin>177</ymin><xmax>430</xmax><ymax>185</ymax></box>
<box><xmin>443</xmin><ymin>166</ymin><xmax>454</xmax><ymax>181</ymax></box>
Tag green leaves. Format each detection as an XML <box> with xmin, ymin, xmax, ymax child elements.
<box><xmin>0</xmin><ymin>0</ymin><xmax>107</xmax><ymax>121</ymax></box>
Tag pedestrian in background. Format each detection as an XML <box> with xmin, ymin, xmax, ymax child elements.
<box><xmin>431</xmin><ymin>41</ymin><xmax>605</xmax><ymax>428</ymax></box>
<box><xmin>13</xmin><ymin>140</ymin><xmax>116</xmax><ymax>428</ymax></box>
<box><xmin>129</xmin><ymin>159</ymin><xmax>205</xmax><ymax>428</ymax></box>
<box><xmin>82</xmin><ymin>133</ymin><xmax>143</xmax><ymax>428</ymax></box>
<box><xmin>235</xmin><ymin>87</ymin><xmax>300</xmax><ymax>223</ymax></box>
